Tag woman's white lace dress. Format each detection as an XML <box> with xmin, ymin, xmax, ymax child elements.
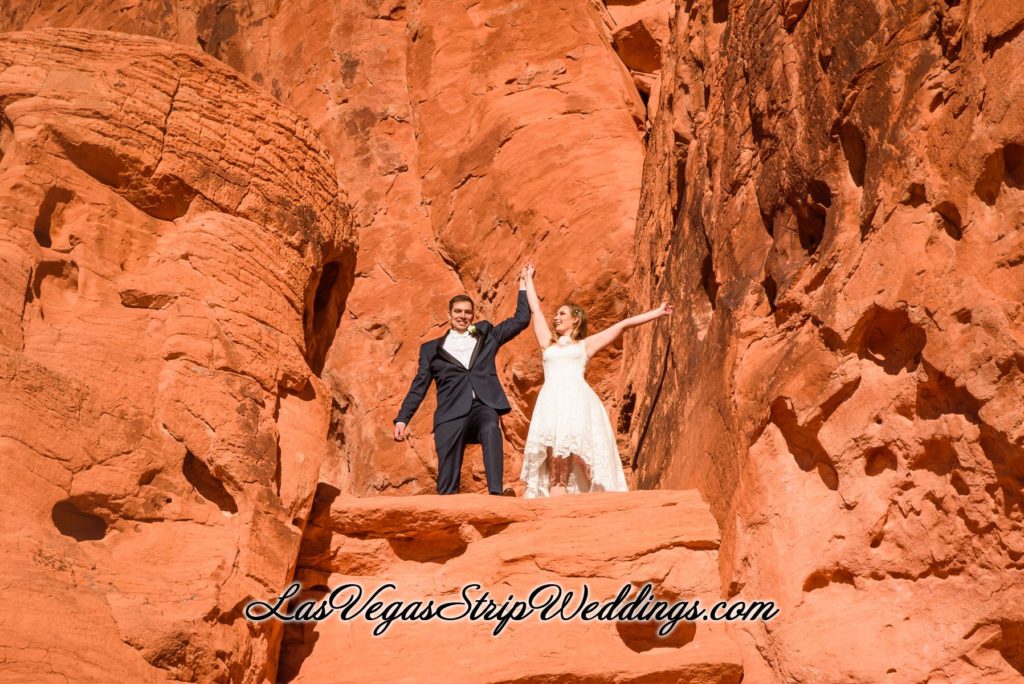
<box><xmin>520</xmin><ymin>336</ymin><xmax>629</xmax><ymax>497</ymax></box>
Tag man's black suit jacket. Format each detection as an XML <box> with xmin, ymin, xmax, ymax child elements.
<box><xmin>395</xmin><ymin>290</ymin><xmax>530</xmax><ymax>429</ymax></box>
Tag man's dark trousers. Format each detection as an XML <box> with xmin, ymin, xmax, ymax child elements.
<box><xmin>434</xmin><ymin>399</ymin><xmax>503</xmax><ymax>495</ymax></box>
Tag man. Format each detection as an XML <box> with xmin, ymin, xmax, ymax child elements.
<box><xmin>393</xmin><ymin>268</ymin><xmax>531</xmax><ymax>495</ymax></box>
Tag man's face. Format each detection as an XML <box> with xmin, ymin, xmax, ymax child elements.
<box><xmin>449</xmin><ymin>301</ymin><xmax>474</xmax><ymax>332</ymax></box>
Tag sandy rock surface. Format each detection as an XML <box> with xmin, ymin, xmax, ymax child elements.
<box><xmin>281</xmin><ymin>489</ymin><xmax>743</xmax><ymax>684</ymax></box>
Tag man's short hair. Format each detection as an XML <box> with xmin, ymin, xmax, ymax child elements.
<box><xmin>448</xmin><ymin>294</ymin><xmax>474</xmax><ymax>312</ymax></box>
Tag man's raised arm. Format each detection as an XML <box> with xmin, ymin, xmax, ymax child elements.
<box><xmin>492</xmin><ymin>273</ymin><xmax>531</xmax><ymax>346</ymax></box>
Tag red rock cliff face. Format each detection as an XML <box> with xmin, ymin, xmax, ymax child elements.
<box><xmin>4</xmin><ymin>1</ymin><xmax>1023</xmax><ymax>682</ymax></box>
<box><xmin>0</xmin><ymin>0</ymin><xmax>646</xmax><ymax>496</ymax></box>
<box><xmin>620</xmin><ymin>0</ymin><xmax>1024</xmax><ymax>680</ymax></box>
<box><xmin>0</xmin><ymin>29</ymin><xmax>354</xmax><ymax>681</ymax></box>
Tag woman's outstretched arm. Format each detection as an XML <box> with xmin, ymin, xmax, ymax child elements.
<box><xmin>583</xmin><ymin>302</ymin><xmax>673</xmax><ymax>358</ymax></box>
<box><xmin>523</xmin><ymin>263</ymin><xmax>552</xmax><ymax>348</ymax></box>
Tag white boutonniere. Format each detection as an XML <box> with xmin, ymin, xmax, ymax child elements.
<box><xmin>467</xmin><ymin>324</ymin><xmax>479</xmax><ymax>336</ymax></box>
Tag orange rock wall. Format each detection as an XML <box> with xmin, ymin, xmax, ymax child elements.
<box><xmin>4</xmin><ymin>1</ymin><xmax>1023</xmax><ymax>682</ymax></box>
<box><xmin>1</xmin><ymin>0</ymin><xmax>646</xmax><ymax>496</ymax></box>
<box><xmin>619</xmin><ymin>1</ymin><xmax>1024</xmax><ymax>680</ymax></box>
<box><xmin>0</xmin><ymin>29</ymin><xmax>353</xmax><ymax>681</ymax></box>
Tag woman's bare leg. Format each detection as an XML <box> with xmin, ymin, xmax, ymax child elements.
<box><xmin>568</xmin><ymin>454</ymin><xmax>593</xmax><ymax>493</ymax></box>
<box><xmin>548</xmin><ymin>448</ymin><xmax>568</xmax><ymax>496</ymax></box>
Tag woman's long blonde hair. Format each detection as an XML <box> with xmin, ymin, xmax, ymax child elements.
<box><xmin>551</xmin><ymin>302</ymin><xmax>588</xmax><ymax>343</ymax></box>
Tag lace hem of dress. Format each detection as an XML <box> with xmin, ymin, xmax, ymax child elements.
<box><xmin>520</xmin><ymin>432</ymin><xmax>622</xmax><ymax>498</ymax></box>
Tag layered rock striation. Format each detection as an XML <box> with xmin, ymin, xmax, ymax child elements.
<box><xmin>0</xmin><ymin>29</ymin><xmax>354</xmax><ymax>682</ymax></box>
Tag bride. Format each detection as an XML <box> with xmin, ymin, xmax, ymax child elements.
<box><xmin>519</xmin><ymin>263</ymin><xmax>673</xmax><ymax>497</ymax></box>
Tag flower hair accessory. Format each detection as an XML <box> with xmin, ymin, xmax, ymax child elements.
<box><xmin>467</xmin><ymin>324</ymin><xmax>479</xmax><ymax>336</ymax></box>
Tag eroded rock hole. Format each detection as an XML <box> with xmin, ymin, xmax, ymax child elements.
<box><xmin>28</xmin><ymin>259</ymin><xmax>79</xmax><ymax>317</ymax></box>
<box><xmin>53</xmin><ymin>132</ymin><xmax>194</xmax><ymax>220</ymax></box>
<box><xmin>977</xmin><ymin>425</ymin><xmax>1023</xmax><ymax>519</ymax></box>
<box><xmin>55</xmin><ymin>136</ymin><xmax>132</xmax><ymax>189</ymax></box>
<box><xmin>617</xmin><ymin>619</ymin><xmax>696</xmax><ymax>652</ymax></box>
<box><xmin>304</xmin><ymin>252</ymin><xmax>355</xmax><ymax>376</ymax></box>
<box><xmin>387</xmin><ymin>530</ymin><xmax>469</xmax><ymax>564</ymax></box>
<box><xmin>914</xmin><ymin>438</ymin><xmax>959</xmax><ymax>476</ymax></box>
<box><xmin>762</xmin><ymin>274</ymin><xmax>777</xmax><ymax>313</ymax></box>
<box><xmin>749</xmin><ymin>100</ymin><xmax>768</xmax><ymax>145</ymax></box>
<box><xmin>903</xmin><ymin>183</ymin><xmax>927</xmax><ymax>207</ymax></box>
<box><xmin>971</xmin><ymin>143</ymin><xmax>1024</xmax><ymax>204</ymax></box>
<box><xmin>1005</xmin><ymin>143</ymin><xmax>1024</xmax><ymax>189</ymax></box>
<box><xmin>840</xmin><ymin>123</ymin><xmax>866</xmax><ymax>187</ymax></box>
<box><xmin>672</xmin><ymin>132</ymin><xmax>688</xmax><ymax>223</ymax></box>
<box><xmin>996</xmin><ymin>621</ymin><xmax>1024</xmax><ymax>676</ymax></box>
<box><xmin>802</xmin><ymin>567</ymin><xmax>854</xmax><ymax>592</ymax></box>
<box><xmin>916</xmin><ymin>362</ymin><xmax>981</xmax><ymax>421</ymax></box>
<box><xmin>637</xmin><ymin>87</ymin><xmax>650</xmax><ymax>112</ymax></box>
<box><xmin>183</xmin><ymin>450</ymin><xmax>238</xmax><ymax>513</ymax></box>
<box><xmin>52</xmin><ymin>500</ymin><xmax>107</xmax><ymax>541</ymax></box>
<box><xmin>769</xmin><ymin>397</ymin><xmax>838</xmax><ymax>490</ymax></box>
<box><xmin>933</xmin><ymin>201</ymin><xmax>962</xmax><ymax>239</ymax></box>
<box><xmin>616</xmin><ymin>587</ymin><xmax>697</xmax><ymax>652</ymax></box>
<box><xmin>712</xmin><ymin>0</ymin><xmax>728</xmax><ymax>23</ymax></box>
<box><xmin>848</xmin><ymin>306</ymin><xmax>926</xmax><ymax>375</ymax></box>
<box><xmin>865</xmin><ymin>447</ymin><xmax>897</xmax><ymax>476</ymax></box>
<box><xmin>144</xmin><ymin>173</ymin><xmax>198</xmax><ymax>221</ymax></box>
<box><xmin>274</xmin><ymin>438</ymin><xmax>283</xmax><ymax>497</ymax></box>
<box><xmin>617</xmin><ymin>387</ymin><xmax>636</xmax><ymax>433</ymax></box>
<box><xmin>782</xmin><ymin>0</ymin><xmax>810</xmax><ymax>31</ymax></box>
<box><xmin>701</xmin><ymin>251</ymin><xmax>718</xmax><ymax>310</ymax></box>
<box><xmin>759</xmin><ymin>203</ymin><xmax>774</xmax><ymax>237</ymax></box>
<box><xmin>818</xmin><ymin>49</ymin><xmax>832</xmax><ymax>72</ymax></box>
<box><xmin>790</xmin><ymin>181</ymin><xmax>831</xmax><ymax>255</ymax></box>
<box><xmin>0</xmin><ymin>112</ymin><xmax>13</xmax><ymax>164</ymax></box>
<box><xmin>33</xmin><ymin>187</ymin><xmax>75</xmax><ymax>248</ymax></box>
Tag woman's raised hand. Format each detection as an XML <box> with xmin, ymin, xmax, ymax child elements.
<box><xmin>525</xmin><ymin>262</ymin><xmax>536</xmax><ymax>279</ymax></box>
<box><xmin>657</xmin><ymin>301</ymin><xmax>674</xmax><ymax>316</ymax></box>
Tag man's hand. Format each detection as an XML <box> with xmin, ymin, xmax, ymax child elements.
<box><xmin>394</xmin><ymin>422</ymin><xmax>408</xmax><ymax>441</ymax></box>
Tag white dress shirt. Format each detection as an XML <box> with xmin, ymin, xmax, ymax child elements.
<box><xmin>444</xmin><ymin>328</ymin><xmax>478</xmax><ymax>398</ymax></box>
<box><xmin>444</xmin><ymin>329</ymin><xmax>477</xmax><ymax>369</ymax></box>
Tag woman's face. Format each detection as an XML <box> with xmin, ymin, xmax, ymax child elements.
<box><xmin>552</xmin><ymin>306</ymin><xmax>578</xmax><ymax>336</ymax></box>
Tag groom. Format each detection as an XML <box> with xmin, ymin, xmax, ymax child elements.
<box><xmin>393</xmin><ymin>269</ymin><xmax>530</xmax><ymax>495</ymax></box>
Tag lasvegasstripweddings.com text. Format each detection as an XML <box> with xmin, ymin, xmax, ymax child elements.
<box><xmin>244</xmin><ymin>582</ymin><xmax>779</xmax><ymax>637</ymax></box>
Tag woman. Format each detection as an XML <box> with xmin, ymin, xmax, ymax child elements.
<box><xmin>519</xmin><ymin>263</ymin><xmax>673</xmax><ymax>497</ymax></box>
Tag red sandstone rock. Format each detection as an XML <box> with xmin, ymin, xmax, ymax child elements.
<box><xmin>0</xmin><ymin>29</ymin><xmax>353</xmax><ymax>682</ymax></box>
<box><xmin>281</xmin><ymin>489</ymin><xmax>743</xmax><ymax>683</ymax></box>
<box><xmin>3</xmin><ymin>1</ymin><xmax>1019</xmax><ymax>682</ymax></box>
<box><xmin>620</xmin><ymin>1</ymin><xmax>1024</xmax><ymax>681</ymax></box>
<box><xmin>0</xmin><ymin>0</ymin><xmax>646</xmax><ymax>497</ymax></box>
